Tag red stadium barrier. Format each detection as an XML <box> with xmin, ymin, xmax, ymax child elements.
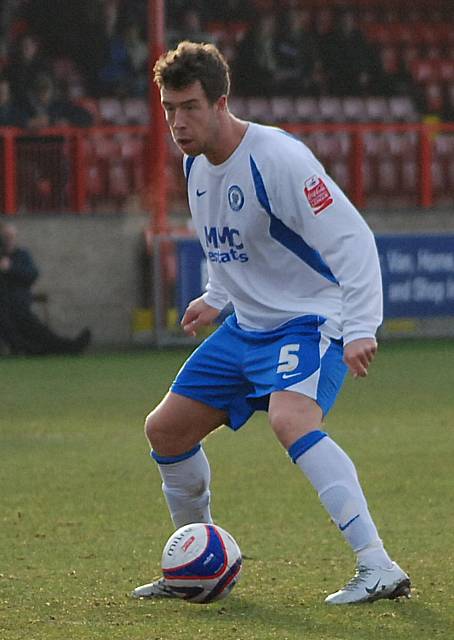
<box><xmin>1</xmin><ymin>122</ymin><xmax>454</xmax><ymax>216</ymax></box>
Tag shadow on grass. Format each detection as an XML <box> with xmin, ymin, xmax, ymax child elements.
<box><xmin>128</xmin><ymin>591</ymin><xmax>452</xmax><ymax>639</ymax></box>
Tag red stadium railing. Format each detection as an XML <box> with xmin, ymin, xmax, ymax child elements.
<box><xmin>1</xmin><ymin>122</ymin><xmax>454</xmax><ymax>216</ymax></box>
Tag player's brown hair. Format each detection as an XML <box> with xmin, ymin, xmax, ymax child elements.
<box><xmin>153</xmin><ymin>41</ymin><xmax>230</xmax><ymax>103</ymax></box>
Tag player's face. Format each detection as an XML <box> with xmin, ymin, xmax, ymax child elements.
<box><xmin>161</xmin><ymin>81</ymin><xmax>224</xmax><ymax>157</ymax></box>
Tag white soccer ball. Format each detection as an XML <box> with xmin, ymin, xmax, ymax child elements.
<box><xmin>161</xmin><ymin>523</ymin><xmax>242</xmax><ymax>604</ymax></box>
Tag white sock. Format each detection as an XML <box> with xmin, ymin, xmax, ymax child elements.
<box><xmin>290</xmin><ymin>431</ymin><xmax>393</xmax><ymax>567</ymax></box>
<box><xmin>152</xmin><ymin>445</ymin><xmax>213</xmax><ymax>528</ymax></box>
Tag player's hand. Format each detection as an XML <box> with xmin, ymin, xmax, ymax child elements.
<box><xmin>343</xmin><ymin>338</ymin><xmax>377</xmax><ymax>378</ymax></box>
<box><xmin>181</xmin><ymin>297</ymin><xmax>220</xmax><ymax>337</ymax></box>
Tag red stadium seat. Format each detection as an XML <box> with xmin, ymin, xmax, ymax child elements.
<box><xmin>109</xmin><ymin>160</ymin><xmax>130</xmax><ymax>198</ymax></box>
<box><xmin>440</xmin><ymin>60</ymin><xmax>454</xmax><ymax>82</ymax></box>
<box><xmin>424</xmin><ymin>82</ymin><xmax>444</xmax><ymax>112</ymax></box>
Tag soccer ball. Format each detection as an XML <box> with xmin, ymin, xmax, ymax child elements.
<box><xmin>161</xmin><ymin>523</ymin><xmax>242</xmax><ymax>604</ymax></box>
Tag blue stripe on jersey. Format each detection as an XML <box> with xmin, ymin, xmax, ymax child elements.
<box><xmin>185</xmin><ymin>156</ymin><xmax>196</xmax><ymax>180</ymax></box>
<box><xmin>249</xmin><ymin>155</ymin><xmax>338</xmax><ymax>285</ymax></box>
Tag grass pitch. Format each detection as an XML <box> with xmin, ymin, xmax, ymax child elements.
<box><xmin>1</xmin><ymin>340</ymin><xmax>454</xmax><ymax>640</ymax></box>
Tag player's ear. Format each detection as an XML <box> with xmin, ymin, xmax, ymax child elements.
<box><xmin>216</xmin><ymin>95</ymin><xmax>228</xmax><ymax>112</ymax></box>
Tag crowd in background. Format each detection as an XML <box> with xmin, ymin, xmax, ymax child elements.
<box><xmin>0</xmin><ymin>0</ymin><xmax>454</xmax><ymax>125</ymax></box>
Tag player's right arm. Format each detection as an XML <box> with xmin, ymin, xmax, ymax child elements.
<box><xmin>181</xmin><ymin>297</ymin><xmax>222</xmax><ymax>336</ymax></box>
<box><xmin>181</xmin><ymin>259</ymin><xmax>231</xmax><ymax>336</ymax></box>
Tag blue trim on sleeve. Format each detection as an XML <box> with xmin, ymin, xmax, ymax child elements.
<box><xmin>288</xmin><ymin>430</ymin><xmax>327</xmax><ymax>463</ymax></box>
<box><xmin>185</xmin><ymin>156</ymin><xmax>196</xmax><ymax>180</ymax></box>
<box><xmin>151</xmin><ymin>443</ymin><xmax>201</xmax><ymax>465</ymax></box>
<box><xmin>249</xmin><ymin>155</ymin><xmax>338</xmax><ymax>285</ymax></box>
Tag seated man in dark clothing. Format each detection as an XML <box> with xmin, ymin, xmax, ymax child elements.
<box><xmin>0</xmin><ymin>221</ymin><xmax>91</xmax><ymax>355</ymax></box>
<box><xmin>0</xmin><ymin>76</ymin><xmax>27</xmax><ymax>127</ymax></box>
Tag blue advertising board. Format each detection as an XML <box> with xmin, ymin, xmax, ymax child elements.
<box><xmin>175</xmin><ymin>239</ymin><xmax>206</xmax><ymax>318</ymax></box>
<box><xmin>376</xmin><ymin>235</ymin><xmax>454</xmax><ymax>318</ymax></box>
<box><xmin>176</xmin><ymin>235</ymin><xmax>454</xmax><ymax>320</ymax></box>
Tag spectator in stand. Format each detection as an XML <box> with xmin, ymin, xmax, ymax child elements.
<box><xmin>123</xmin><ymin>21</ymin><xmax>148</xmax><ymax>96</ymax></box>
<box><xmin>22</xmin><ymin>74</ymin><xmax>93</xmax><ymax>128</ymax></box>
<box><xmin>166</xmin><ymin>1</ymin><xmax>207</xmax><ymax>30</ymax></box>
<box><xmin>6</xmin><ymin>34</ymin><xmax>51</xmax><ymax>106</ymax></box>
<box><xmin>233</xmin><ymin>11</ymin><xmax>279</xmax><ymax>96</ymax></box>
<box><xmin>97</xmin><ymin>0</ymin><xmax>132</xmax><ymax>97</ymax></box>
<box><xmin>167</xmin><ymin>8</ymin><xmax>215</xmax><ymax>51</ymax></box>
<box><xmin>203</xmin><ymin>0</ymin><xmax>255</xmax><ymax>22</ymax></box>
<box><xmin>0</xmin><ymin>221</ymin><xmax>91</xmax><ymax>356</ymax></box>
<box><xmin>313</xmin><ymin>8</ymin><xmax>341</xmax><ymax>95</ymax></box>
<box><xmin>0</xmin><ymin>75</ymin><xmax>27</xmax><ymax>127</ymax></box>
<box><xmin>0</xmin><ymin>36</ymin><xmax>8</xmax><ymax>73</ymax></box>
<box><xmin>18</xmin><ymin>75</ymin><xmax>93</xmax><ymax>211</ymax></box>
<box><xmin>316</xmin><ymin>10</ymin><xmax>382</xmax><ymax>97</ymax></box>
<box><xmin>275</xmin><ymin>7</ymin><xmax>320</xmax><ymax>96</ymax></box>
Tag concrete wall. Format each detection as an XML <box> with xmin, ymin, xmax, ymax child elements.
<box><xmin>10</xmin><ymin>213</ymin><xmax>149</xmax><ymax>346</ymax></box>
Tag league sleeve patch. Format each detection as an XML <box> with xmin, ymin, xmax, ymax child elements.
<box><xmin>304</xmin><ymin>175</ymin><xmax>333</xmax><ymax>215</ymax></box>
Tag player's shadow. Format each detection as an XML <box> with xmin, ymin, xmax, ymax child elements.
<box><xmin>186</xmin><ymin>593</ymin><xmax>452</xmax><ymax>637</ymax></box>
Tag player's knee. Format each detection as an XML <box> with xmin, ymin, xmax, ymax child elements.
<box><xmin>144</xmin><ymin>410</ymin><xmax>165</xmax><ymax>450</ymax></box>
<box><xmin>268</xmin><ymin>406</ymin><xmax>297</xmax><ymax>438</ymax></box>
<box><xmin>268</xmin><ymin>399</ymin><xmax>322</xmax><ymax>448</ymax></box>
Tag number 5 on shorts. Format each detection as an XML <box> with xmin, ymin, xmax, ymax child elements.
<box><xmin>277</xmin><ymin>343</ymin><xmax>300</xmax><ymax>374</ymax></box>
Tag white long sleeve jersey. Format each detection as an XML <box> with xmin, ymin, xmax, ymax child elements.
<box><xmin>184</xmin><ymin>122</ymin><xmax>383</xmax><ymax>344</ymax></box>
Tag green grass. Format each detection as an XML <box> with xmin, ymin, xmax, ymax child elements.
<box><xmin>1</xmin><ymin>340</ymin><xmax>454</xmax><ymax>639</ymax></box>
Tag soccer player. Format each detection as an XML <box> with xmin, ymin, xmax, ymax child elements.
<box><xmin>133</xmin><ymin>41</ymin><xmax>411</xmax><ymax>605</ymax></box>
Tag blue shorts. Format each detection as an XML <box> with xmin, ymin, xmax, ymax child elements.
<box><xmin>171</xmin><ymin>314</ymin><xmax>347</xmax><ymax>430</ymax></box>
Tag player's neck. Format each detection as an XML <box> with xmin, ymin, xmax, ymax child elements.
<box><xmin>205</xmin><ymin>115</ymin><xmax>248</xmax><ymax>166</ymax></box>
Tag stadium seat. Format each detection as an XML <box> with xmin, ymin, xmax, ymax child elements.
<box><xmin>86</xmin><ymin>163</ymin><xmax>104</xmax><ymax>198</ymax></box>
<box><xmin>363</xmin><ymin>133</ymin><xmax>380</xmax><ymax>157</ymax></box>
<box><xmin>318</xmin><ymin>97</ymin><xmax>343</xmax><ymax>122</ymax></box>
<box><xmin>294</xmin><ymin>97</ymin><xmax>318</xmax><ymax>122</ymax></box>
<box><xmin>380</xmin><ymin>46</ymin><xmax>400</xmax><ymax>75</ymax></box>
<box><xmin>245</xmin><ymin>97</ymin><xmax>271</xmax><ymax>123</ymax></box>
<box><xmin>424</xmin><ymin>82</ymin><xmax>444</xmax><ymax>112</ymax></box>
<box><xmin>228</xmin><ymin>96</ymin><xmax>247</xmax><ymax>118</ymax></box>
<box><xmin>364</xmin><ymin>97</ymin><xmax>390</xmax><ymax>122</ymax></box>
<box><xmin>109</xmin><ymin>160</ymin><xmax>130</xmax><ymax>198</ymax></box>
<box><xmin>98</xmin><ymin>98</ymin><xmax>125</xmax><ymax>124</ymax></box>
<box><xmin>92</xmin><ymin>135</ymin><xmax>121</xmax><ymax>159</ymax></box>
<box><xmin>342</xmin><ymin>97</ymin><xmax>366</xmax><ymax>122</ymax></box>
<box><xmin>123</xmin><ymin>98</ymin><xmax>149</xmax><ymax>124</ymax></box>
<box><xmin>431</xmin><ymin>159</ymin><xmax>444</xmax><ymax>192</ymax></box>
<box><xmin>388</xmin><ymin>96</ymin><xmax>418</xmax><ymax>122</ymax></box>
<box><xmin>269</xmin><ymin>97</ymin><xmax>295</xmax><ymax>122</ymax></box>
<box><xmin>378</xmin><ymin>158</ymin><xmax>399</xmax><ymax>192</ymax></box>
<box><xmin>330</xmin><ymin>161</ymin><xmax>350</xmax><ymax>191</ymax></box>
<box><xmin>440</xmin><ymin>60</ymin><xmax>454</xmax><ymax>82</ymax></box>
<box><xmin>118</xmin><ymin>134</ymin><xmax>145</xmax><ymax>190</ymax></box>
<box><xmin>401</xmin><ymin>159</ymin><xmax>418</xmax><ymax>192</ymax></box>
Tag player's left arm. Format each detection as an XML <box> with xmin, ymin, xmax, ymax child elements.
<box><xmin>300</xmin><ymin>175</ymin><xmax>383</xmax><ymax>377</ymax></box>
<box><xmin>272</xmin><ymin>152</ymin><xmax>383</xmax><ymax>377</ymax></box>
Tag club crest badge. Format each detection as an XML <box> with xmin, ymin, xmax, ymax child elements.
<box><xmin>228</xmin><ymin>185</ymin><xmax>245</xmax><ymax>211</ymax></box>
<box><xmin>304</xmin><ymin>175</ymin><xmax>333</xmax><ymax>215</ymax></box>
